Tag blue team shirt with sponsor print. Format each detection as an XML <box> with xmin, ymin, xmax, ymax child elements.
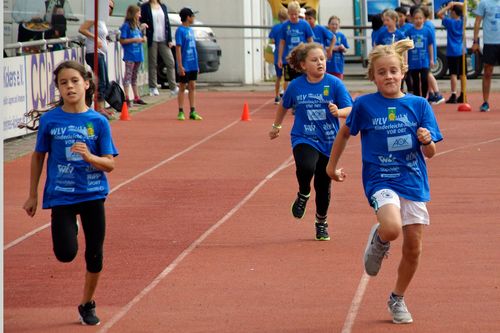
<box><xmin>35</xmin><ymin>107</ymin><xmax>118</xmax><ymax>208</ymax></box>
<box><xmin>279</xmin><ymin>19</ymin><xmax>314</xmax><ymax>64</ymax></box>
<box><xmin>281</xmin><ymin>74</ymin><xmax>353</xmax><ymax>157</ymax></box>
<box><xmin>175</xmin><ymin>25</ymin><xmax>199</xmax><ymax>72</ymax></box>
<box><xmin>346</xmin><ymin>92</ymin><xmax>442</xmax><ymax>202</ymax></box>
<box><xmin>406</xmin><ymin>25</ymin><xmax>434</xmax><ymax>70</ymax></box>
<box><xmin>327</xmin><ymin>31</ymin><xmax>350</xmax><ymax>74</ymax></box>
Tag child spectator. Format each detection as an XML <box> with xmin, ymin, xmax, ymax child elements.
<box><xmin>119</xmin><ymin>5</ymin><xmax>148</xmax><ymax>107</ymax></box>
<box><xmin>175</xmin><ymin>7</ymin><xmax>203</xmax><ymax>121</ymax></box>
<box><xmin>374</xmin><ymin>9</ymin><xmax>406</xmax><ymax>46</ymax></box>
<box><xmin>437</xmin><ymin>1</ymin><xmax>466</xmax><ymax>103</ymax></box>
<box><xmin>269</xmin><ymin>42</ymin><xmax>353</xmax><ymax>241</ymax></box>
<box><xmin>327</xmin><ymin>39</ymin><xmax>442</xmax><ymax>324</ymax></box>
<box><xmin>395</xmin><ymin>6</ymin><xmax>413</xmax><ymax>34</ymax></box>
<box><xmin>406</xmin><ymin>7</ymin><xmax>434</xmax><ymax>98</ymax></box>
<box><xmin>277</xmin><ymin>1</ymin><xmax>314</xmax><ymax>90</ymax></box>
<box><xmin>269</xmin><ymin>8</ymin><xmax>289</xmax><ymax>104</ymax></box>
<box><xmin>304</xmin><ymin>8</ymin><xmax>335</xmax><ymax>59</ymax></box>
<box><xmin>326</xmin><ymin>15</ymin><xmax>350</xmax><ymax>79</ymax></box>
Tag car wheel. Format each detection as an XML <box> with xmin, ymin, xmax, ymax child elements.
<box><xmin>466</xmin><ymin>50</ymin><xmax>483</xmax><ymax>79</ymax></box>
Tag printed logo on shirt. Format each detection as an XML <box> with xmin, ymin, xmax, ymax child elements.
<box><xmin>388</xmin><ymin>107</ymin><xmax>396</xmax><ymax>121</ymax></box>
<box><xmin>387</xmin><ymin>134</ymin><xmax>412</xmax><ymax>152</ymax></box>
<box><xmin>65</xmin><ymin>146</ymin><xmax>83</xmax><ymax>161</ymax></box>
<box><xmin>307</xmin><ymin>109</ymin><xmax>326</xmax><ymax>121</ymax></box>
<box><xmin>323</xmin><ymin>85</ymin><xmax>330</xmax><ymax>96</ymax></box>
<box><xmin>86</xmin><ymin>122</ymin><xmax>95</xmax><ymax>137</ymax></box>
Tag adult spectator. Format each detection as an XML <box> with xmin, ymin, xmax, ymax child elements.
<box><xmin>140</xmin><ymin>0</ymin><xmax>178</xmax><ymax>96</ymax></box>
<box><xmin>472</xmin><ymin>0</ymin><xmax>500</xmax><ymax>112</ymax></box>
<box><xmin>11</xmin><ymin>0</ymin><xmax>46</xmax><ymax>42</ymax></box>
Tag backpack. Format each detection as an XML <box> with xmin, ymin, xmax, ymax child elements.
<box><xmin>104</xmin><ymin>81</ymin><xmax>125</xmax><ymax>112</ymax></box>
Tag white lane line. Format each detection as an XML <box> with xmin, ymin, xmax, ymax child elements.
<box><xmin>340</xmin><ymin>136</ymin><xmax>500</xmax><ymax>332</ymax></box>
<box><xmin>4</xmin><ymin>99</ymin><xmax>273</xmax><ymax>251</ymax></box>
<box><xmin>97</xmin><ymin>155</ymin><xmax>294</xmax><ymax>333</ymax></box>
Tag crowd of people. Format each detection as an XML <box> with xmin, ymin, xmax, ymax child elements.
<box><xmin>19</xmin><ymin>0</ymin><xmax>498</xmax><ymax>328</ymax></box>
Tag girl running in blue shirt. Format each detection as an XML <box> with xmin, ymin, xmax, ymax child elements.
<box><xmin>269</xmin><ymin>42</ymin><xmax>353</xmax><ymax>241</ymax></box>
<box><xmin>327</xmin><ymin>39</ymin><xmax>442</xmax><ymax>324</ymax></box>
<box><xmin>326</xmin><ymin>15</ymin><xmax>350</xmax><ymax>80</ymax></box>
<box><xmin>23</xmin><ymin>60</ymin><xmax>118</xmax><ymax>326</ymax></box>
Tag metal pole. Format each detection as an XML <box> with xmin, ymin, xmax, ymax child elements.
<box><xmin>93</xmin><ymin>0</ymin><xmax>99</xmax><ymax>109</ymax></box>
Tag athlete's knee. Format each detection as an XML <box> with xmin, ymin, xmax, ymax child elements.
<box><xmin>402</xmin><ymin>241</ymin><xmax>422</xmax><ymax>262</ymax></box>
<box><xmin>85</xmin><ymin>251</ymin><xmax>103</xmax><ymax>273</ymax></box>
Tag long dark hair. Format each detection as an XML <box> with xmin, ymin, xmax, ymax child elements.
<box><xmin>53</xmin><ymin>60</ymin><xmax>96</xmax><ymax>107</ymax></box>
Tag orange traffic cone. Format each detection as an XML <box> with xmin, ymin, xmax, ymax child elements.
<box><xmin>120</xmin><ymin>102</ymin><xmax>131</xmax><ymax>120</ymax></box>
<box><xmin>241</xmin><ymin>102</ymin><xmax>250</xmax><ymax>121</ymax></box>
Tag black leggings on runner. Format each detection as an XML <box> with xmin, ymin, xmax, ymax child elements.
<box><xmin>51</xmin><ymin>199</ymin><xmax>106</xmax><ymax>273</ymax></box>
<box><xmin>409</xmin><ymin>68</ymin><xmax>429</xmax><ymax>98</ymax></box>
<box><xmin>293</xmin><ymin>144</ymin><xmax>331</xmax><ymax>217</ymax></box>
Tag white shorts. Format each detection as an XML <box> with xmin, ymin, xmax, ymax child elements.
<box><xmin>370</xmin><ymin>189</ymin><xmax>430</xmax><ymax>226</ymax></box>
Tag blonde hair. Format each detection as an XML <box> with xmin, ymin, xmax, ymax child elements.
<box><xmin>382</xmin><ymin>9</ymin><xmax>399</xmax><ymax>23</ymax></box>
<box><xmin>367</xmin><ymin>38</ymin><xmax>414</xmax><ymax>81</ymax></box>
<box><xmin>278</xmin><ymin>7</ymin><xmax>289</xmax><ymax>21</ymax></box>
<box><xmin>286</xmin><ymin>42</ymin><xmax>324</xmax><ymax>72</ymax></box>
<box><xmin>287</xmin><ymin>1</ymin><xmax>300</xmax><ymax>12</ymax></box>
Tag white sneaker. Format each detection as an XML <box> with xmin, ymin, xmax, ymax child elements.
<box><xmin>149</xmin><ymin>88</ymin><xmax>160</xmax><ymax>96</ymax></box>
<box><xmin>170</xmin><ymin>86</ymin><xmax>179</xmax><ymax>96</ymax></box>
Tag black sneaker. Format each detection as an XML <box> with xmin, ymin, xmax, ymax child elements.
<box><xmin>78</xmin><ymin>300</ymin><xmax>100</xmax><ymax>326</ymax></box>
<box><xmin>291</xmin><ymin>192</ymin><xmax>310</xmax><ymax>219</ymax></box>
<box><xmin>457</xmin><ymin>93</ymin><xmax>464</xmax><ymax>103</ymax></box>
<box><xmin>445</xmin><ymin>93</ymin><xmax>457</xmax><ymax>104</ymax></box>
<box><xmin>315</xmin><ymin>221</ymin><xmax>330</xmax><ymax>241</ymax></box>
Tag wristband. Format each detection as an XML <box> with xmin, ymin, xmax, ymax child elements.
<box><xmin>272</xmin><ymin>123</ymin><xmax>282</xmax><ymax>129</ymax></box>
<box><xmin>423</xmin><ymin>140</ymin><xmax>432</xmax><ymax>146</ymax></box>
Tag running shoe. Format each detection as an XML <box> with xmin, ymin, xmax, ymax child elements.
<box><xmin>291</xmin><ymin>192</ymin><xmax>310</xmax><ymax>219</ymax></box>
<box><xmin>78</xmin><ymin>300</ymin><xmax>100</xmax><ymax>326</ymax></box>
<box><xmin>432</xmin><ymin>93</ymin><xmax>445</xmax><ymax>105</ymax></box>
<box><xmin>274</xmin><ymin>96</ymin><xmax>280</xmax><ymax>105</ymax></box>
<box><xmin>189</xmin><ymin>111</ymin><xmax>203</xmax><ymax>120</ymax></box>
<box><xmin>149</xmin><ymin>87</ymin><xmax>160</xmax><ymax>96</ymax></box>
<box><xmin>134</xmin><ymin>98</ymin><xmax>147</xmax><ymax>105</ymax></box>
<box><xmin>177</xmin><ymin>111</ymin><xmax>185</xmax><ymax>121</ymax></box>
<box><xmin>171</xmin><ymin>86</ymin><xmax>179</xmax><ymax>96</ymax></box>
<box><xmin>363</xmin><ymin>223</ymin><xmax>390</xmax><ymax>276</ymax></box>
<box><xmin>457</xmin><ymin>93</ymin><xmax>464</xmax><ymax>103</ymax></box>
<box><xmin>480</xmin><ymin>101</ymin><xmax>490</xmax><ymax>112</ymax></box>
<box><xmin>387</xmin><ymin>294</ymin><xmax>413</xmax><ymax>324</ymax></box>
<box><xmin>445</xmin><ymin>93</ymin><xmax>457</xmax><ymax>104</ymax></box>
<box><xmin>315</xmin><ymin>221</ymin><xmax>330</xmax><ymax>241</ymax></box>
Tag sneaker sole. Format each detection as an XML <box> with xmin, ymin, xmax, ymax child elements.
<box><xmin>363</xmin><ymin>223</ymin><xmax>381</xmax><ymax>276</ymax></box>
<box><xmin>79</xmin><ymin>316</ymin><xmax>101</xmax><ymax>326</ymax></box>
<box><xmin>432</xmin><ymin>98</ymin><xmax>445</xmax><ymax>105</ymax></box>
<box><xmin>315</xmin><ymin>236</ymin><xmax>330</xmax><ymax>241</ymax></box>
<box><xmin>387</xmin><ymin>308</ymin><xmax>413</xmax><ymax>324</ymax></box>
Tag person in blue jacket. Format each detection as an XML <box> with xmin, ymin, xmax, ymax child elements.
<box><xmin>23</xmin><ymin>60</ymin><xmax>118</xmax><ymax>326</ymax></box>
<box><xmin>327</xmin><ymin>39</ymin><xmax>442</xmax><ymax>325</ymax></box>
<box><xmin>269</xmin><ymin>8</ymin><xmax>289</xmax><ymax>104</ymax></box>
<box><xmin>270</xmin><ymin>42</ymin><xmax>353</xmax><ymax>241</ymax></box>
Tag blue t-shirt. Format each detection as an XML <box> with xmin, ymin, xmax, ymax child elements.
<box><xmin>374</xmin><ymin>28</ymin><xmax>406</xmax><ymax>45</ymax></box>
<box><xmin>282</xmin><ymin>74</ymin><xmax>353</xmax><ymax>156</ymax></box>
<box><xmin>269</xmin><ymin>22</ymin><xmax>283</xmax><ymax>65</ymax></box>
<box><xmin>35</xmin><ymin>107</ymin><xmax>119</xmax><ymax>209</ymax></box>
<box><xmin>473</xmin><ymin>0</ymin><xmax>500</xmax><ymax>45</ymax></box>
<box><xmin>399</xmin><ymin>22</ymin><xmax>413</xmax><ymax>35</ymax></box>
<box><xmin>424</xmin><ymin>20</ymin><xmax>437</xmax><ymax>62</ymax></box>
<box><xmin>346</xmin><ymin>92</ymin><xmax>443</xmax><ymax>202</ymax></box>
<box><xmin>406</xmin><ymin>25</ymin><xmax>434</xmax><ymax>70</ymax></box>
<box><xmin>279</xmin><ymin>20</ymin><xmax>314</xmax><ymax>63</ymax></box>
<box><xmin>120</xmin><ymin>23</ymin><xmax>144</xmax><ymax>62</ymax></box>
<box><xmin>175</xmin><ymin>25</ymin><xmax>199</xmax><ymax>72</ymax></box>
<box><xmin>327</xmin><ymin>31</ymin><xmax>350</xmax><ymax>74</ymax></box>
<box><xmin>312</xmin><ymin>24</ymin><xmax>334</xmax><ymax>48</ymax></box>
<box><xmin>442</xmin><ymin>16</ymin><xmax>464</xmax><ymax>56</ymax></box>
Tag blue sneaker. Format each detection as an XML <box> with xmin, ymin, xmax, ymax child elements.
<box><xmin>427</xmin><ymin>93</ymin><xmax>435</xmax><ymax>104</ymax></box>
<box><xmin>432</xmin><ymin>93</ymin><xmax>445</xmax><ymax>105</ymax></box>
<box><xmin>480</xmin><ymin>102</ymin><xmax>490</xmax><ymax>112</ymax></box>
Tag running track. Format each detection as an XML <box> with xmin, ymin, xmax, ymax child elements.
<box><xmin>4</xmin><ymin>90</ymin><xmax>500</xmax><ymax>332</ymax></box>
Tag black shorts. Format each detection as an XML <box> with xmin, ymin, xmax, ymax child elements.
<box><xmin>284</xmin><ymin>64</ymin><xmax>302</xmax><ymax>82</ymax></box>
<box><xmin>482</xmin><ymin>44</ymin><xmax>500</xmax><ymax>66</ymax></box>
<box><xmin>177</xmin><ymin>70</ymin><xmax>198</xmax><ymax>84</ymax></box>
<box><xmin>447</xmin><ymin>55</ymin><xmax>467</xmax><ymax>75</ymax></box>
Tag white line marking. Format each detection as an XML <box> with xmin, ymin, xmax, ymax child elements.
<box><xmin>5</xmin><ymin>100</ymin><xmax>273</xmax><ymax>251</ymax></box>
<box><xmin>340</xmin><ymin>136</ymin><xmax>500</xmax><ymax>332</ymax></box>
<box><xmin>97</xmin><ymin>155</ymin><xmax>294</xmax><ymax>332</ymax></box>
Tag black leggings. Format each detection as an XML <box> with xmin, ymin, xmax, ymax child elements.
<box><xmin>409</xmin><ymin>68</ymin><xmax>429</xmax><ymax>98</ymax></box>
<box><xmin>293</xmin><ymin>144</ymin><xmax>331</xmax><ymax>217</ymax></box>
<box><xmin>51</xmin><ymin>199</ymin><xmax>106</xmax><ymax>273</ymax></box>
